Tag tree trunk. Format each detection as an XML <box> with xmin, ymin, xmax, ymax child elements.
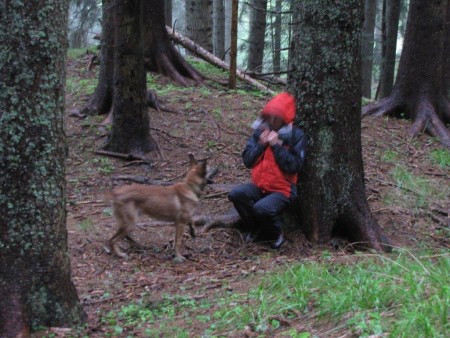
<box><xmin>247</xmin><ymin>0</ymin><xmax>268</xmax><ymax>72</ymax></box>
<box><xmin>288</xmin><ymin>0</ymin><xmax>390</xmax><ymax>251</ymax></box>
<box><xmin>443</xmin><ymin>3</ymin><xmax>450</xmax><ymax>100</ymax></box>
<box><xmin>378</xmin><ymin>0</ymin><xmax>402</xmax><ymax>99</ymax></box>
<box><xmin>272</xmin><ymin>0</ymin><xmax>282</xmax><ymax>73</ymax></box>
<box><xmin>213</xmin><ymin>0</ymin><xmax>225</xmax><ymax>59</ymax></box>
<box><xmin>104</xmin><ymin>0</ymin><xmax>157</xmax><ymax>155</ymax></box>
<box><xmin>143</xmin><ymin>0</ymin><xmax>205</xmax><ymax>86</ymax></box>
<box><xmin>81</xmin><ymin>0</ymin><xmax>115</xmax><ymax>116</ymax></box>
<box><xmin>363</xmin><ymin>0</ymin><xmax>450</xmax><ymax>148</ymax></box>
<box><xmin>229</xmin><ymin>0</ymin><xmax>239</xmax><ymax>89</ymax></box>
<box><xmin>185</xmin><ymin>0</ymin><xmax>214</xmax><ymax>53</ymax></box>
<box><xmin>224</xmin><ymin>0</ymin><xmax>232</xmax><ymax>63</ymax></box>
<box><xmin>372</xmin><ymin>0</ymin><xmax>384</xmax><ymax>91</ymax></box>
<box><xmin>375</xmin><ymin>0</ymin><xmax>387</xmax><ymax>100</ymax></box>
<box><xmin>165</xmin><ymin>0</ymin><xmax>172</xmax><ymax>27</ymax></box>
<box><xmin>0</xmin><ymin>1</ymin><xmax>86</xmax><ymax>335</ymax></box>
<box><xmin>362</xmin><ymin>0</ymin><xmax>377</xmax><ymax>98</ymax></box>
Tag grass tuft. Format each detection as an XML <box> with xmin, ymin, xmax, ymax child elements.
<box><xmin>210</xmin><ymin>250</ymin><xmax>450</xmax><ymax>337</ymax></box>
<box><xmin>430</xmin><ymin>149</ymin><xmax>450</xmax><ymax>168</ymax></box>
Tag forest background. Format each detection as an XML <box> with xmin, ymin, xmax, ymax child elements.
<box><xmin>1</xmin><ymin>0</ymin><xmax>449</xmax><ymax>337</ymax></box>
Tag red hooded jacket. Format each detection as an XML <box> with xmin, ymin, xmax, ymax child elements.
<box><xmin>243</xmin><ymin>93</ymin><xmax>307</xmax><ymax>198</ymax></box>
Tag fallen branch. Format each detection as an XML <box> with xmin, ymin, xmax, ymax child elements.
<box><xmin>166</xmin><ymin>26</ymin><xmax>276</xmax><ymax>95</ymax></box>
<box><xmin>193</xmin><ymin>208</ymin><xmax>242</xmax><ymax>233</ymax></box>
<box><xmin>94</xmin><ymin>150</ymin><xmax>152</xmax><ymax>163</ymax></box>
<box><xmin>112</xmin><ymin>175</ymin><xmax>172</xmax><ymax>186</ymax></box>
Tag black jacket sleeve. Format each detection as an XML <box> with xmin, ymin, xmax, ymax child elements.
<box><xmin>242</xmin><ymin>129</ymin><xmax>267</xmax><ymax>169</ymax></box>
<box><xmin>271</xmin><ymin>127</ymin><xmax>308</xmax><ymax>174</ymax></box>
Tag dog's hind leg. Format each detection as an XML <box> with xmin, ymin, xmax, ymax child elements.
<box><xmin>109</xmin><ymin>227</ymin><xmax>130</xmax><ymax>258</ymax></box>
<box><xmin>108</xmin><ymin>202</ymin><xmax>137</xmax><ymax>258</ymax></box>
<box><xmin>125</xmin><ymin>235</ymin><xmax>149</xmax><ymax>250</ymax></box>
<box><xmin>173</xmin><ymin>222</ymin><xmax>187</xmax><ymax>263</ymax></box>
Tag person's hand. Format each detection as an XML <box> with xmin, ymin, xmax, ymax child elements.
<box><xmin>259</xmin><ymin>129</ymin><xmax>270</xmax><ymax>145</ymax></box>
<box><xmin>267</xmin><ymin>131</ymin><xmax>281</xmax><ymax>146</ymax></box>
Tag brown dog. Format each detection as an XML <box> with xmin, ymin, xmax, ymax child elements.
<box><xmin>105</xmin><ymin>154</ymin><xmax>209</xmax><ymax>263</ymax></box>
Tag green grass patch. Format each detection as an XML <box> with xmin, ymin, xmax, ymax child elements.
<box><xmin>76</xmin><ymin>219</ymin><xmax>93</xmax><ymax>232</ymax></box>
<box><xmin>94</xmin><ymin>251</ymin><xmax>449</xmax><ymax>337</ymax></box>
<box><xmin>383</xmin><ymin>165</ymin><xmax>448</xmax><ymax>210</ymax></box>
<box><xmin>430</xmin><ymin>149</ymin><xmax>450</xmax><ymax>168</ymax></box>
<box><xmin>381</xmin><ymin>149</ymin><xmax>399</xmax><ymax>163</ymax></box>
<box><xmin>67</xmin><ymin>47</ymin><xmax>98</xmax><ymax>60</ymax></box>
<box><xmin>146</xmin><ymin>73</ymin><xmax>190</xmax><ymax>96</ymax></box>
<box><xmin>188</xmin><ymin>57</ymin><xmax>228</xmax><ymax>78</ymax></box>
<box><xmin>66</xmin><ymin>77</ymin><xmax>98</xmax><ymax>98</ymax></box>
<box><xmin>210</xmin><ymin>250</ymin><xmax>449</xmax><ymax>337</ymax></box>
<box><xmin>100</xmin><ymin>293</ymin><xmax>209</xmax><ymax>337</ymax></box>
<box><xmin>91</xmin><ymin>157</ymin><xmax>115</xmax><ymax>174</ymax></box>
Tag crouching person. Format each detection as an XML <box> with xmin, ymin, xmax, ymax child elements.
<box><xmin>228</xmin><ymin>92</ymin><xmax>307</xmax><ymax>249</ymax></box>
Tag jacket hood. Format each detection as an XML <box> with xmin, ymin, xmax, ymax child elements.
<box><xmin>261</xmin><ymin>92</ymin><xmax>296</xmax><ymax>124</ymax></box>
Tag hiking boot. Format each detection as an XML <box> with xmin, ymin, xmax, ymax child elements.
<box><xmin>244</xmin><ymin>229</ymin><xmax>261</xmax><ymax>243</ymax></box>
<box><xmin>270</xmin><ymin>233</ymin><xmax>285</xmax><ymax>249</ymax></box>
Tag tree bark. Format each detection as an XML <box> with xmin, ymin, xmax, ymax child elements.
<box><xmin>378</xmin><ymin>0</ymin><xmax>402</xmax><ymax>99</ymax></box>
<box><xmin>213</xmin><ymin>0</ymin><xmax>226</xmax><ymax>59</ymax></box>
<box><xmin>361</xmin><ymin>0</ymin><xmax>377</xmax><ymax>98</ymax></box>
<box><xmin>288</xmin><ymin>0</ymin><xmax>390</xmax><ymax>251</ymax></box>
<box><xmin>81</xmin><ymin>0</ymin><xmax>114</xmax><ymax>116</ymax></box>
<box><xmin>272</xmin><ymin>0</ymin><xmax>282</xmax><ymax>73</ymax></box>
<box><xmin>0</xmin><ymin>1</ymin><xmax>86</xmax><ymax>335</ymax></box>
<box><xmin>247</xmin><ymin>0</ymin><xmax>268</xmax><ymax>72</ymax></box>
<box><xmin>229</xmin><ymin>0</ymin><xmax>239</xmax><ymax>89</ymax></box>
<box><xmin>363</xmin><ymin>0</ymin><xmax>450</xmax><ymax>148</ymax></box>
<box><xmin>224</xmin><ymin>0</ymin><xmax>232</xmax><ymax>63</ymax></box>
<box><xmin>185</xmin><ymin>0</ymin><xmax>214</xmax><ymax>53</ymax></box>
<box><xmin>104</xmin><ymin>0</ymin><xmax>157</xmax><ymax>155</ymax></box>
<box><xmin>443</xmin><ymin>3</ymin><xmax>450</xmax><ymax>100</ymax></box>
<box><xmin>165</xmin><ymin>0</ymin><xmax>172</xmax><ymax>27</ymax></box>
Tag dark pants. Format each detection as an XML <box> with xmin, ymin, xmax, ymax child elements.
<box><xmin>228</xmin><ymin>183</ymin><xmax>290</xmax><ymax>239</ymax></box>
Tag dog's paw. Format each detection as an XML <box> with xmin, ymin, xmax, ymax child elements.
<box><xmin>173</xmin><ymin>255</ymin><xmax>186</xmax><ymax>263</ymax></box>
<box><xmin>110</xmin><ymin>244</ymin><xmax>128</xmax><ymax>258</ymax></box>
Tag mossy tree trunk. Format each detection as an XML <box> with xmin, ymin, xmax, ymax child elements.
<box><xmin>363</xmin><ymin>0</ymin><xmax>450</xmax><ymax>148</ymax></box>
<box><xmin>103</xmin><ymin>0</ymin><xmax>157</xmax><ymax>155</ymax></box>
<box><xmin>0</xmin><ymin>1</ymin><xmax>86</xmax><ymax>335</ymax></box>
<box><xmin>288</xmin><ymin>0</ymin><xmax>390</xmax><ymax>251</ymax></box>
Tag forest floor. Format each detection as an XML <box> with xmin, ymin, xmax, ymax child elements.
<box><xmin>40</xmin><ymin>54</ymin><xmax>449</xmax><ymax>337</ymax></box>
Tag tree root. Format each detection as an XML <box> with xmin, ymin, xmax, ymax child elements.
<box><xmin>362</xmin><ymin>93</ymin><xmax>450</xmax><ymax>148</ymax></box>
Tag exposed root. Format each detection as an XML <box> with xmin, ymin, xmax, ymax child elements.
<box><xmin>362</xmin><ymin>95</ymin><xmax>401</xmax><ymax>117</ymax></box>
<box><xmin>441</xmin><ymin>97</ymin><xmax>450</xmax><ymax>122</ymax></box>
<box><xmin>147</xmin><ymin>45</ymin><xmax>205</xmax><ymax>87</ymax></box>
<box><xmin>409</xmin><ymin>97</ymin><xmax>450</xmax><ymax>148</ymax></box>
<box><xmin>156</xmin><ymin>53</ymin><xmax>191</xmax><ymax>87</ymax></box>
<box><xmin>363</xmin><ymin>93</ymin><xmax>450</xmax><ymax>148</ymax></box>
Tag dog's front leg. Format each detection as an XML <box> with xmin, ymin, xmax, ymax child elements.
<box><xmin>173</xmin><ymin>222</ymin><xmax>186</xmax><ymax>263</ymax></box>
